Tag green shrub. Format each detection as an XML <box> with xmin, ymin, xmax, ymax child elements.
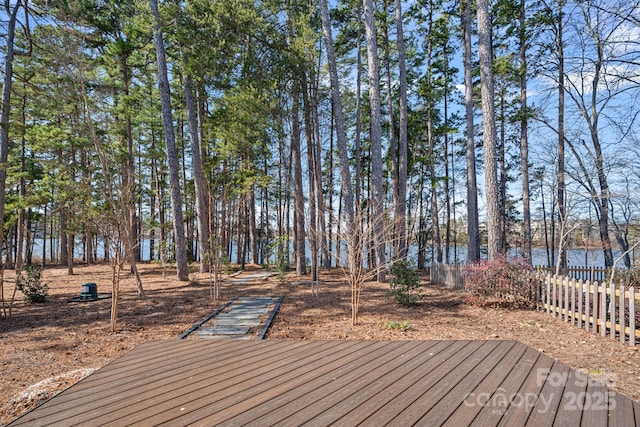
<box><xmin>390</xmin><ymin>260</ymin><xmax>422</xmax><ymax>305</ymax></box>
<box><xmin>17</xmin><ymin>265</ymin><xmax>49</xmax><ymax>303</ymax></box>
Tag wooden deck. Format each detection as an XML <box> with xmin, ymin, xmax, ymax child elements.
<box><xmin>9</xmin><ymin>340</ymin><xmax>639</xmax><ymax>426</ymax></box>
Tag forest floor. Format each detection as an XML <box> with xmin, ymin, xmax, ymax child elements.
<box><xmin>1</xmin><ymin>262</ymin><xmax>639</xmax><ymax>425</ymax></box>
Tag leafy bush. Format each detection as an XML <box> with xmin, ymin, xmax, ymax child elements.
<box><xmin>390</xmin><ymin>260</ymin><xmax>422</xmax><ymax>305</ymax></box>
<box><xmin>463</xmin><ymin>255</ymin><xmax>536</xmax><ymax>307</ymax></box>
<box><xmin>383</xmin><ymin>320</ymin><xmax>411</xmax><ymax>332</ymax></box>
<box><xmin>17</xmin><ymin>265</ymin><xmax>49</xmax><ymax>304</ymax></box>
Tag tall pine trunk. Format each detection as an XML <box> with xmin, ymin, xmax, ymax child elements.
<box><xmin>477</xmin><ymin>0</ymin><xmax>502</xmax><ymax>260</ymax></box>
<box><xmin>395</xmin><ymin>0</ymin><xmax>408</xmax><ymax>260</ymax></box>
<box><xmin>363</xmin><ymin>0</ymin><xmax>387</xmax><ymax>281</ymax></box>
<box><xmin>319</xmin><ymin>0</ymin><xmax>356</xmax><ymax>246</ymax></box>
<box><xmin>150</xmin><ymin>0</ymin><xmax>189</xmax><ymax>281</ymax></box>
<box><xmin>462</xmin><ymin>0</ymin><xmax>480</xmax><ymax>263</ymax></box>
<box><xmin>183</xmin><ymin>68</ymin><xmax>211</xmax><ymax>272</ymax></box>
<box><xmin>0</xmin><ymin>2</ymin><xmax>21</xmax><ymax>270</ymax></box>
<box><xmin>556</xmin><ymin>0</ymin><xmax>567</xmax><ymax>271</ymax></box>
<box><xmin>291</xmin><ymin>82</ymin><xmax>306</xmax><ymax>275</ymax></box>
<box><xmin>519</xmin><ymin>0</ymin><xmax>532</xmax><ymax>262</ymax></box>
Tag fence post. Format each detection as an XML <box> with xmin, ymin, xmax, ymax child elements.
<box><xmin>609</xmin><ymin>282</ymin><xmax>616</xmax><ymax>340</ymax></box>
<box><xmin>585</xmin><ymin>280</ymin><xmax>590</xmax><ymax>333</ymax></box>
<box><xmin>552</xmin><ymin>275</ymin><xmax>557</xmax><ymax>316</ymax></box>
<box><xmin>544</xmin><ymin>274</ymin><xmax>552</xmax><ymax>314</ymax></box>
<box><xmin>564</xmin><ymin>277</ymin><xmax>570</xmax><ymax>322</ymax></box>
<box><xmin>619</xmin><ymin>285</ymin><xmax>625</xmax><ymax>344</ymax></box>
<box><xmin>558</xmin><ymin>276</ymin><xmax>563</xmax><ymax>319</ymax></box>
<box><xmin>569</xmin><ymin>278</ymin><xmax>575</xmax><ymax>325</ymax></box>
<box><xmin>630</xmin><ymin>286</ymin><xmax>635</xmax><ymax>346</ymax></box>
<box><xmin>577</xmin><ymin>279</ymin><xmax>583</xmax><ymax>329</ymax></box>
<box><xmin>600</xmin><ymin>282</ymin><xmax>607</xmax><ymax>337</ymax></box>
<box><xmin>593</xmin><ymin>281</ymin><xmax>600</xmax><ymax>335</ymax></box>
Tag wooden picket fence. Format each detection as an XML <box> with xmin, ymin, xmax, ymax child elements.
<box><xmin>541</xmin><ymin>275</ymin><xmax>639</xmax><ymax>346</ymax></box>
<box><xmin>429</xmin><ymin>263</ymin><xmax>640</xmax><ymax>346</ymax></box>
<box><xmin>533</xmin><ymin>265</ymin><xmax>610</xmax><ymax>282</ymax></box>
<box><xmin>429</xmin><ymin>263</ymin><xmax>465</xmax><ymax>290</ymax></box>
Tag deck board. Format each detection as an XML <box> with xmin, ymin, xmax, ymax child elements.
<box><xmin>219</xmin><ymin>340</ymin><xmax>419</xmax><ymax>425</ymax></box>
<box><xmin>525</xmin><ymin>361</ymin><xmax>571</xmax><ymax>426</ymax></box>
<box><xmin>441</xmin><ymin>342</ymin><xmax>535</xmax><ymax>426</ymax></box>
<box><xmin>552</xmin><ymin>368</ymin><xmax>588</xmax><ymax>427</ymax></box>
<box><xmin>9</xmin><ymin>340</ymin><xmax>638</xmax><ymax>427</ymax></box>
<box><xmin>299</xmin><ymin>340</ymin><xmax>460</xmax><ymax>427</ymax></box>
<box><xmin>327</xmin><ymin>340</ymin><xmax>477</xmax><ymax>425</ymax></box>
<box><xmin>413</xmin><ymin>340</ymin><xmax>526</xmax><ymax>426</ymax></box>
<box><xmin>21</xmin><ymin>340</ymin><xmax>322</xmax><ymax>426</ymax></box>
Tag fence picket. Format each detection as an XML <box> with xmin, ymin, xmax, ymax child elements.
<box><xmin>600</xmin><ymin>282</ymin><xmax>607</xmax><ymax>337</ymax></box>
<box><xmin>631</xmin><ymin>287</ymin><xmax>636</xmax><ymax>346</ymax></box>
<box><xmin>577</xmin><ymin>279</ymin><xmax>583</xmax><ymax>329</ymax></box>
<box><xmin>546</xmin><ymin>275</ymin><xmax>551</xmax><ymax>315</ymax></box>
<box><xmin>430</xmin><ymin>263</ymin><xmax>638</xmax><ymax>346</ymax></box>
<box><xmin>592</xmin><ymin>282</ymin><xmax>602</xmax><ymax>334</ymax></box>
<box><xmin>559</xmin><ymin>276</ymin><xmax>564</xmax><ymax>319</ymax></box>
<box><xmin>620</xmin><ymin>285</ymin><xmax>625</xmax><ymax>344</ymax></box>
<box><xmin>564</xmin><ymin>277</ymin><xmax>569</xmax><ymax>322</ymax></box>
<box><xmin>585</xmin><ymin>280</ymin><xmax>590</xmax><ymax>333</ymax></box>
<box><xmin>610</xmin><ymin>282</ymin><xmax>616</xmax><ymax>340</ymax></box>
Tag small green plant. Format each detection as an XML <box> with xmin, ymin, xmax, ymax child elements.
<box><xmin>390</xmin><ymin>260</ymin><xmax>422</xmax><ymax>305</ymax></box>
<box><xmin>383</xmin><ymin>320</ymin><xmax>411</xmax><ymax>332</ymax></box>
<box><xmin>267</xmin><ymin>235</ymin><xmax>289</xmax><ymax>280</ymax></box>
<box><xmin>17</xmin><ymin>265</ymin><xmax>49</xmax><ymax>303</ymax></box>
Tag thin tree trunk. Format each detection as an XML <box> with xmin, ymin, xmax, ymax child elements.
<box><xmin>302</xmin><ymin>74</ymin><xmax>318</xmax><ymax>281</ymax></box>
<box><xmin>309</xmin><ymin>68</ymin><xmax>330</xmax><ymax>270</ymax></box>
<box><xmin>520</xmin><ymin>0</ymin><xmax>532</xmax><ymax>262</ymax></box>
<box><xmin>60</xmin><ymin>208</ymin><xmax>68</xmax><ymax>267</ymax></box>
<box><xmin>462</xmin><ymin>0</ymin><xmax>480</xmax><ymax>263</ymax></box>
<box><xmin>557</xmin><ymin>0</ymin><xmax>567</xmax><ymax>270</ymax></box>
<box><xmin>319</xmin><ymin>0</ymin><xmax>356</xmax><ymax>246</ymax></box>
<box><xmin>363</xmin><ymin>0</ymin><xmax>386</xmax><ymax>281</ymax></box>
<box><xmin>0</xmin><ymin>2</ymin><xmax>21</xmax><ymax>270</ymax></box>
<box><xmin>426</xmin><ymin>2</ymin><xmax>442</xmax><ymax>264</ymax></box>
<box><xmin>499</xmin><ymin>86</ymin><xmax>507</xmax><ymax>253</ymax></box>
<box><xmin>150</xmin><ymin>0</ymin><xmax>189</xmax><ymax>281</ymax></box>
<box><xmin>383</xmin><ymin>0</ymin><xmax>398</xmax><ymax>261</ymax></box>
<box><xmin>395</xmin><ymin>0</ymin><xmax>408</xmax><ymax>260</ymax></box>
<box><xmin>183</xmin><ymin>69</ymin><xmax>210</xmax><ymax>272</ymax></box>
<box><xmin>250</xmin><ymin>188</ymin><xmax>258</xmax><ymax>265</ymax></box>
<box><xmin>291</xmin><ymin>82</ymin><xmax>306</xmax><ymax>275</ymax></box>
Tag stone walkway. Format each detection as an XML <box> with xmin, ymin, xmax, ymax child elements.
<box><xmin>195</xmin><ymin>296</ymin><xmax>281</xmax><ymax>340</ymax></box>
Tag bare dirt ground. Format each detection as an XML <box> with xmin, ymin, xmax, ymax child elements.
<box><xmin>1</xmin><ymin>263</ymin><xmax>638</xmax><ymax>425</ymax></box>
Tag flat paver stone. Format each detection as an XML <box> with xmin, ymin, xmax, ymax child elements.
<box><xmin>228</xmin><ymin>308</ymin><xmax>269</xmax><ymax>315</ymax></box>
<box><xmin>197</xmin><ymin>326</ymin><xmax>251</xmax><ymax>335</ymax></box>
<box><xmin>214</xmin><ymin>319</ymin><xmax>262</xmax><ymax>327</ymax></box>
<box><xmin>216</xmin><ymin>313</ymin><xmax>261</xmax><ymax>320</ymax></box>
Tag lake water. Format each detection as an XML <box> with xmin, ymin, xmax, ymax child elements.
<box><xmin>30</xmin><ymin>237</ymin><xmax>631</xmax><ymax>269</ymax></box>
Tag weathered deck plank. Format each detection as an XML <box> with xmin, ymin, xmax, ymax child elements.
<box><xmin>298</xmin><ymin>340</ymin><xmax>459</xmax><ymax>427</ymax></box>
<box><xmin>552</xmin><ymin>368</ymin><xmax>588</xmax><ymax>427</ymax></box>
<box><xmin>441</xmin><ymin>342</ymin><xmax>537</xmax><ymax>426</ymax></box>
<box><xmin>9</xmin><ymin>340</ymin><xmax>639</xmax><ymax>427</ymax></box>
<box><xmin>413</xmin><ymin>340</ymin><xmax>527</xmax><ymax>426</ymax></box>
<box><xmin>216</xmin><ymin>340</ymin><xmax>419</xmax><ymax>425</ymax></box>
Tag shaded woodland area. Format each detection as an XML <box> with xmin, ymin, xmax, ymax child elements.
<box><xmin>1</xmin><ymin>0</ymin><xmax>640</xmax><ymax>291</ymax></box>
